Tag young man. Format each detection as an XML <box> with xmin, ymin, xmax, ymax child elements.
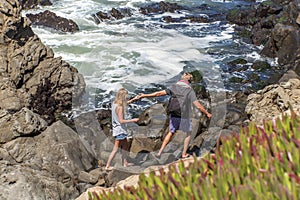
<box><xmin>137</xmin><ymin>72</ymin><xmax>212</xmax><ymax>159</ymax></box>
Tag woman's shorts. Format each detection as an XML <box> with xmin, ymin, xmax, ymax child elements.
<box><xmin>115</xmin><ymin>133</ymin><xmax>127</xmax><ymax>140</ymax></box>
<box><xmin>169</xmin><ymin>117</ymin><xmax>192</xmax><ymax>133</ymax></box>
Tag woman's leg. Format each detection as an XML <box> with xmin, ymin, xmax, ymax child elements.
<box><xmin>105</xmin><ymin>140</ymin><xmax>120</xmax><ymax>170</ymax></box>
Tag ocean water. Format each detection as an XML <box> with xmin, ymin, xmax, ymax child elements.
<box><xmin>23</xmin><ymin>0</ymin><xmax>265</xmax><ymax>114</ymax></box>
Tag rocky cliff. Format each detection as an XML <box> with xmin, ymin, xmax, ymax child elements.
<box><xmin>0</xmin><ymin>0</ymin><xmax>93</xmax><ymax>199</ymax></box>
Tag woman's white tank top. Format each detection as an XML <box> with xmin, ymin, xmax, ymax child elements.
<box><xmin>111</xmin><ymin>103</ymin><xmax>127</xmax><ymax>136</ymax></box>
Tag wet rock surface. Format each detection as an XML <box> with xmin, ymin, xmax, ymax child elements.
<box><xmin>226</xmin><ymin>0</ymin><xmax>300</xmax><ymax>80</ymax></box>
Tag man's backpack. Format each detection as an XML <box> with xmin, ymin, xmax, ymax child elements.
<box><xmin>168</xmin><ymin>83</ymin><xmax>192</xmax><ymax>118</ymax></box>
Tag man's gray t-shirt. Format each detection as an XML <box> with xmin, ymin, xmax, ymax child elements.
<box><xmin>165</xmin><ymin>81</ymin><xmax>197</xmax><ymax>119</ymax></box>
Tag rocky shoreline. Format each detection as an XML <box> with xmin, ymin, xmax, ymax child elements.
<box><xmin>0</xmin><ymin>0</ymin><xmax>299</xmax><ymax>199</ymax></box>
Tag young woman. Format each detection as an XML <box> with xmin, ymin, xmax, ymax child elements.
<box><xmin>105</xmin><ymin>88</ymin><xmax>139</xmax><ymax>171</ymax></box>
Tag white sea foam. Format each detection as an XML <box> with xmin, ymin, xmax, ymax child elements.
<box><xmin>32</xmin><ymin>23</ymin><xmax>231</xmax><ymax>93</ymax></box>
<box><xmin>24</xmin><ymin>0</ymin><xmax>250</xmax><ymax>108</ymax></box>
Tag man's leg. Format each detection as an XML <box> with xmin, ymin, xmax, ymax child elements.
<box><xmin>157</xmin><ymin>131</ymin><xmax>173</xmax><ymax>157</ymax></box>
<box><xmin>182</xmin><ymin>131</ymin><xmax>191</xmax><ymax>158</ymax></box>
<box><xmin>120</xmin><ymin>139</ymin><xmax>133</xmax><ymax>167</ymax></box>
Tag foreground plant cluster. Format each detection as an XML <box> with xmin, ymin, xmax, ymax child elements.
<box><xmin>89</xmin><ymin>111</ymin><xmax>300</xmax><ymax>200</ymax></box>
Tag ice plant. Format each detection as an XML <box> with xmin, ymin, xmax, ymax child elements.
<box><xmin>89</xmin><ymin>111</ymin><xmax>300</xmax><ymax>200</ymax></box>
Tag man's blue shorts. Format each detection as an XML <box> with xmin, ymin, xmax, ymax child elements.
<box><xmin>115</xmin><ymin>133</ymin><xmax>127</xmax><ymax>140</ymax></box>
<box><xmin>169</xmin><ymin>117</ymin><xmax>192</xmax><ymax>133</ymax></box>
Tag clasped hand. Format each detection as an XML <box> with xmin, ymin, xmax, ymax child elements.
<box><xmin>133</xmin><ymin>93</ymin><xmax>144</xmax><ymax>100</ymax></box>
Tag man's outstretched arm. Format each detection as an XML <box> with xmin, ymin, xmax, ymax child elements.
<box><xmin>193</xmin><ymin>100</ymin><xmax>212</xmax><ymax>118</ymax></box>
<box><xmin>138</xmin><ymin>90</ymin><xmax>167</xmax><ymax>99</ymax></box>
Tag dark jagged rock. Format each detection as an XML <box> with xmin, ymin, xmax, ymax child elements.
<box><xmin>93</xmin><ymin>11</ymin><xmax>110</xmax><ymax>24</ymax></box>
<box><xmin>226</xmin><ymin>0</ymin><xmax>300</xmax><ymax>80</ymax></box>
<box><xmin>251</xmin><ymin>61</ymin><xmax>271</xmax><ymax>72</ymax></box>
<box><xmin>19</xmin><ymin>0</ymin><xmax>52</xmax><ymax>9</ymax></box>
<box><xmin>26</xmin><ymin>10</ymin><xmax>79</xmax><ymax>33</ymax></box>
<box><xmin>261</xmin><ymin>23</ymin><xmax>300</xmax><ymax>67</ymax></box>
<box><xmin>226</xmin><ymin>7</ymin><xmax>257</xmax><ymax>26</ymax></box>
<box><xmin>139</xmin><ymin>1</ymin><xmax>183</xmax><ymax>15</ymax></box>
<box><xmin>92</xmin><ymin>1</ymin><xmax>224</xmax><ymax>25</ymax></box>
<box><xmin>92</xmin><ymin>8</ymin><xmax>132</xmax><ymax>24</ymax></box>
<box><xmin>162</xmin><ymin>15</ymin><xmax>209</xmax><ymax>23</ymax></box>
<box><xmin>256</xmin><ymin>1</ymin><xmax>283</xmax><ymax>18</ymax></box>
<box><xmin>110</xmin><ymin>8</ymin><xmax>127</xmax><ymax>20</ymax></box>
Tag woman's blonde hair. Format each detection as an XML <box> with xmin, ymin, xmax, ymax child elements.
<box><xmin>114</xmin><ymin>88</ymin><xmax>128</xmax><ymax>112</ymax></box>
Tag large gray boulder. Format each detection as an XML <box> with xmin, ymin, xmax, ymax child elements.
<box><xmin>245</xmin><ymin>79</ymin><xmax>300</xmax><ymax>124</ymax></box>
<box><xmin>0</xmin><ymin>121</ymin><xmax>96</xmax><ymax>200</ymax></box>
<box><xmin>0</xmin><ymin>108</ymin><xmax>47</xmax><ymax>143</ymax></box>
